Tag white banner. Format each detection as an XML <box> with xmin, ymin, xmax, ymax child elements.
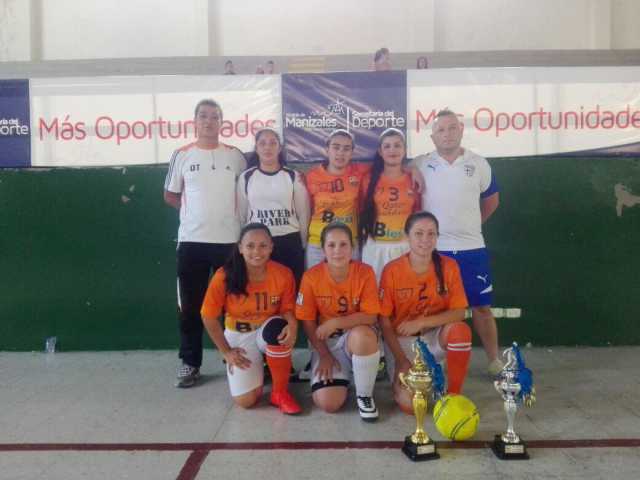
<box><xmin>30</xmin><ymin>75</ymin><xmax>281</xmax><ymax>167</ymax></box>
<box><xmin>26</xmin><ymin>68</ymin><xmax>640</xmax><ymax>166</ymax></box>
<box><xmin>407</xmin><ymin>67</ymin><xmax>640</xmax><ymax>158</ymax></box>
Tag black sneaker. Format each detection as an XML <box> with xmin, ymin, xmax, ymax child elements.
<box><xmin>356</xmin><ymin>396</ymin><xmax>379</xmax><ymax>422</ymax></box>
<box><xmin>175</xmin><ymin>364</ymin><xmax>200</xmax><ymax>388</ymax></box>
<box><xmin>263</xmin><ymin>362</ymin><xmax>272</xmax><ymax>384</ymax></box>
<box><xmin>376</xmin><ymin>356</ymin><xmax>388</xmax><ymax>381</ymax></box>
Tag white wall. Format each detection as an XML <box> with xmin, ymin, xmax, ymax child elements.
<box><xmin>433</xmin><ymin>0</ymin><xmax>608</xmax><ymax>51</ymax></box>
<box><xmin>40</xmin><ymin>0</ymin><xmax>208</xmax><ymax>60</ymax></box>
<box><xmin>612</xmin><ymin>0</ymin><xmax>640</xmax><ymax>49</ymax></box>
<box><xmin>0</xmin><ymin>0</ymin><xmax>31</xmax><ymax>61</ymax></box>
<box><xmin>1</xmin><ymin>0</ymin><xmax>640</xmax><ymax>62</ymax></box>
<box><xmin>214</xmin><ymin>0</ymin><xmax>435</xmax><ymax>56</ymax></box>
<box><xmin>213</xmin><ymin>0</ymin><xmax>639</xmax><ymax>55</ymax></box>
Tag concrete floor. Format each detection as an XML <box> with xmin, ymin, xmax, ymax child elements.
<box><xmin>1</xmin><ymin>347</ymin><xmax>639</xmax><ymax>479</ymax></box>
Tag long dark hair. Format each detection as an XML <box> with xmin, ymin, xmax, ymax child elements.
<box><xmin>358</xmin><ymin>129</ymin><xmax>406</xmax><ymax>248</ymax></box>
<box><xmin>404</xmin><ymin>211</ymin><xmax>447</xmax><ymax>296</ymax></box>
<box><xmin>223</xmin><ymin>223</ymin><xmax>273</xmax><ymax>296</ymax></box>
<box><xmin>246</xmin><ymin>128</ymin><xmax>287</xmax><ymax>169</ymax></box>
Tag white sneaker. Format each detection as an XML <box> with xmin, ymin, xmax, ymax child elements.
<box><xmin>357</xmin><ymin>396</ymin><xmax>379</xmax><ymax>422</ymax></box>
<box><xmin>175</xmin><ymin>364</ymin><xmax>200</xmax><ymax>388</ymax></box>
<box><xmin>487</xmin><ymin>358</ymin><xmax>505</xmax><ymax>377</ymax></box>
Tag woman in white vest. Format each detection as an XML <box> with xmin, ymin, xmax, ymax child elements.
<box><xmin>237</xmin><ymin>128</ymin><xmax>310</xmax><ymax>287</ymax></box>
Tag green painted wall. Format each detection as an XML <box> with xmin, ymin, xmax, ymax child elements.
<box><xmin>1</xmin><ymin>157</ymin><xmax>639</xmax><ymax>351</ymax></box>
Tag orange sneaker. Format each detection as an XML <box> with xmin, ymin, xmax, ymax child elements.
<box><xmin>270</xmin><ymin>390</ymin><xmax>302</xmax><ymax>415</ymax></box>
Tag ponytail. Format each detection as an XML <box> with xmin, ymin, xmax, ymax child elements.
<box><xmin>358</xmin><ymin>152</ymin><xmax>384</xmax><ymax>248</ymax></box>
<box><xmin>359</xmin><ymin>129</ymin><xmax>406</xmax><ymax>248</ymax></box>
<box><xmin>431</xmin><ymin>251</ymin><xmax>447</xmax><ymax>296</ymax></box>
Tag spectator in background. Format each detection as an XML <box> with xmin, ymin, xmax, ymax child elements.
<box><xmin>416</xmin><ymin>56</ymin><xmax>429</xmax><ymax>69</ymax></box>
<box><xmin>224</xmin><ymin>60</ymin><xmax>236</xmax><ymax>75</ymax></box>
<box><xmin>373</xmin><ymin>47</ymin><xmax>392</xmax><ymax>71</ymax></box>
<box><xmin>256</xmin><ymin>65</ymin><xmax>265</xmax><ymax>74</ymax></box>
<box><xmin>266</xmin><ymin>60</ymin><xmax>275</xmax><ymax>74</ymax></box>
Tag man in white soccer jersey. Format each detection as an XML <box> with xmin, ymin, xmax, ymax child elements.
<box><xmin>413</xmin><ymin>109</ymin><xmax>503</xmax><ymax>375</ymax></box>
<box><xmin>164</xmin><ymin>99</ymin><xmax>247</xmax><ymax>387</ymax></box>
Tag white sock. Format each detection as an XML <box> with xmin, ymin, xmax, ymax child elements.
<box><xmin>352</xmin><ymin>351</ymin><xmax>380</xmax><ymax>397</ymax></box>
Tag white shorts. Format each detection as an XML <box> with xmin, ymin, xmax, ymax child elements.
<box><xmin>223</xmin><ymin>323</ymin><xmax>271</xmax><ymax>397</ymax></box>
<box><xmin>310</xmin><ymin>327</ymin><xmax>378</xmax><ymax>391</ymax></box>
<box><xmin>361</xmin><ymin>238</ymin><xmax>409</xmax><ymax>283</ymax></box>
<box><xmin>384</xmin><ymin>327</ymin><xmax>445</xmax><ymax>381</ymax></box>
<box><xmin>305</xmin><ymin>244</ymin><xmax>361</xmax><ymax>270</ymax></box>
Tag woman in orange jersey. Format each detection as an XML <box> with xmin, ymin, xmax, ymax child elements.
<box><xmin>299</xmin><ymin>130</ymin><xmax>369</xmax><ymax>381</ymax></box>
<box><xmin>305</xmin><ymin>129</ymin><xmax>369</xmax><ymax>268</ymax></box>
<box><xmin>360</xmin><ymin>128</ymin><xmax>421</xmax><ymax>283</ymax></box>
<box><xmin>379</xmin><ymin>212</ymin><xmax>472</xmax><ymax>414</ymax></box>
<box><xmin>201</xmin><ymin>223</ymin><xmax>301</xmax><ymax>414</ymax></box>
<box><xmin>296</xmin><ymin>222</ymin><xmax>381</xmax><ymax>421</ymax></box>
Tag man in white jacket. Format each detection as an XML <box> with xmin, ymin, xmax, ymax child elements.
<box><xmin>164</xmin><ymin>99</ymin><xmax>247</xmax><ymax>387</ymax></box>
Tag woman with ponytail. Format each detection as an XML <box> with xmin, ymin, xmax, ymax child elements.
<box><xmin>296</xmin><ymin>222</ymin><xmax>382</xmax><ymax>421</ymax></box>
<box><xmin>201</xmin><ymin>223</ymin><xmax>302</xmax><ymax>414</ymax></box>
<box><xmin>378</xmin><ymin>212</ymin><xmax>472</xmax><ymax>414</ymax></box>
<box><xmin>238</xmin><ymin>128</ymin><xmax>310</xmax><ymax>287</ymax></box>
<box><xmin>305</xmin><ymin>129</ymin><xmax>369</xmax><ymax>268</ymax></box>
<box><xmin>359</xmin><ymin>128</ymin><xmax>421</xmax><ymax>283</ymax></box>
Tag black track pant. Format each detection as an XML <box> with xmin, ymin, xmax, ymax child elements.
<box><xmin>176</xmin><ymin>242</ymin><xmax>233</xmax><ymax>368</ymax></box>
<box><xmin>270</xmin><ymin>232</ymin><xmax>305</xmax><ymax>289</ymax></box>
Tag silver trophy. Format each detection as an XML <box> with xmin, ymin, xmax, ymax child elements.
<box><xmin>491</xmin><ymin>342</ymin><xmax>536</xmax><ymax>460</ymax></box>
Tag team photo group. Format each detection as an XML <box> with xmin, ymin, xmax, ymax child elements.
<box><xmin>163</xmin><ymin>98</ymin><xmax>501</xmax><ymax>421</ymax></box>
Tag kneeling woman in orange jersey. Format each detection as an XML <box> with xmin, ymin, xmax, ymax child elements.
<box><xmin>201</xmin><ymin>223</ymin><xmax>301</xmax><ymax>414</ymax></box>
<box><xmin>379</xmin><ymin>212</ymin><xmax>472</xmax><ymax>414</ymax></box>
<box><xmin>296</xmin><ymin>222</ymin><xmax>381</xmax><ymax>421</ymax></box>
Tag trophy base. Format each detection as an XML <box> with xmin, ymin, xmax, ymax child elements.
<box><xmin>491</xmin><ymin>434</ymin><xmax>530</xmax><ymax>460</ymax></box>
<box><xmin>402</xmin><ymin>436</ymin><xmax>440</xmax><ymax>461</ymax></box>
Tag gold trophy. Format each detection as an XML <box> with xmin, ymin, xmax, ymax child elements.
<box><xmin>399</xmin><ymin>342</ymin><xmax>440</xmax><ymax>461</ymax></box>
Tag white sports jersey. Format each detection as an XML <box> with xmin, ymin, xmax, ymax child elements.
<box><xmin>164</xmin><ymin>142</ymin><xmax>246</xmax><ymax>243</ymax></box>
<box><xmin>237</xmin><ymin>166</ymin><xmax>310</xmax><ymax>243</ymax></box>
<box><xmin>414</xmin><ymin>149</ymin><xmax>497</xmax><ymax>251</ymax></box>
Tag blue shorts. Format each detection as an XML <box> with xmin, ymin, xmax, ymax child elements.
<box><xmin>439</xmin><ymin>248</ymin><xmax>493</xmax><ymax>307</ymax></box>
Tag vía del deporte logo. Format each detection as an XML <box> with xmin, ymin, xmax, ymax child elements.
<box><xmin>0</xmin><ymin>117</ymin><xmax>29</xmax><ymax>137</ymax></box>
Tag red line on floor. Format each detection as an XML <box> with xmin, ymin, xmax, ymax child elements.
<box><xmin>176</xmin><ymin>450</ymin><xmax>209</xmax><ymax>480</ymax></box>
<box><xmin>1</xmin><ymin>439</ymin><xmax>639</xmax><ymax>452</ymax></box>
<box><xmin>527</xmin><ymin>439</ymin><xmax>640</xmax><ymax>449</ymax></box>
